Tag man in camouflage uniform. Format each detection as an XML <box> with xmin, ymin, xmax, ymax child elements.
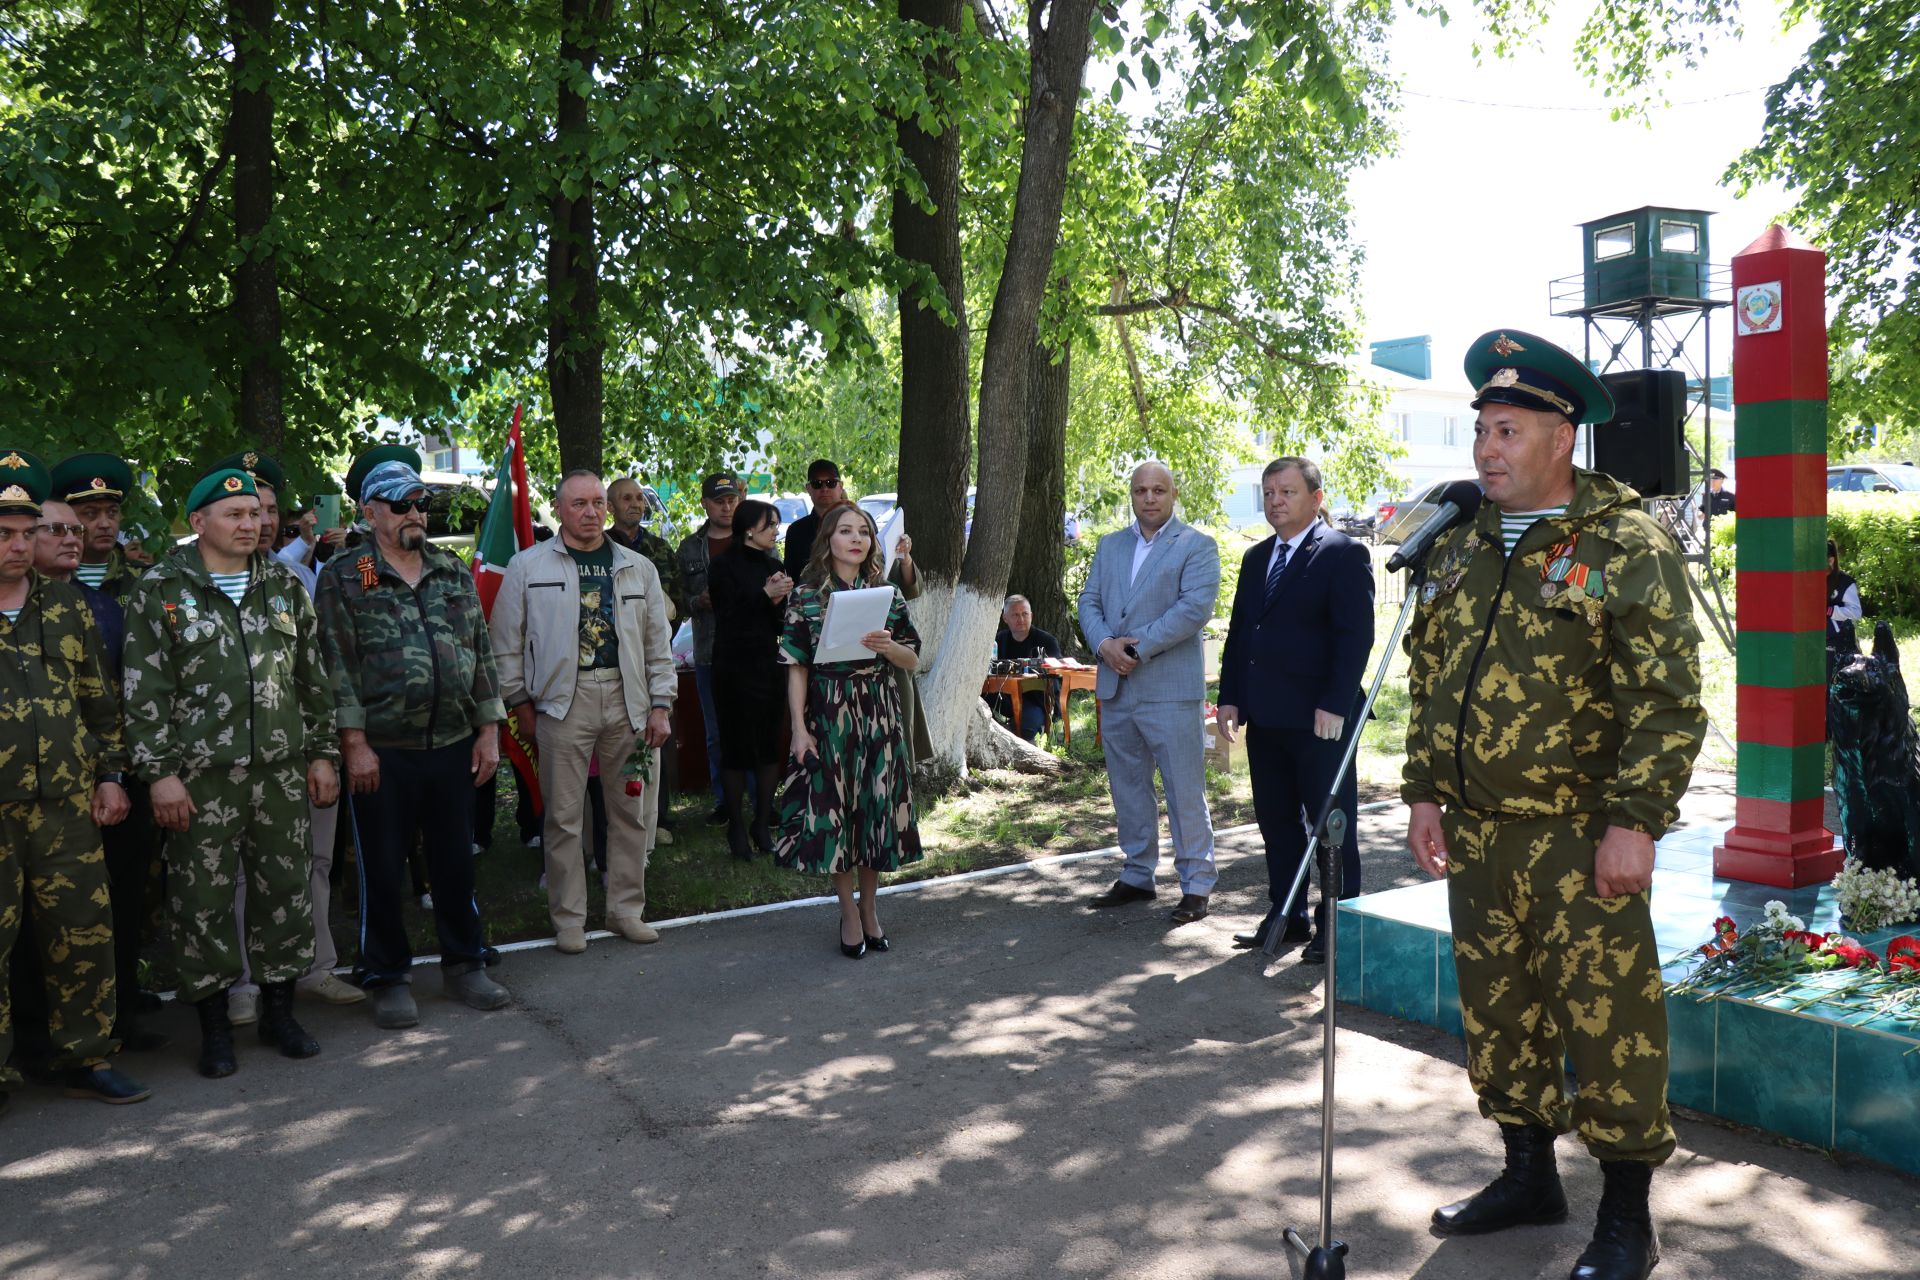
<box><xmin>0</xmin><ymin>451</ymin><xmax>150</xmax><ymax>1113</ymax></box>
<box><xmin>122</xmin><ymin>467</ymin><xmax>340</xmax><ymax>1079</ymax></box>
<box><xmin>51</xmin><ymin>455</ymin><xmax>167</xmax><ymax>1029</ymax></box>
<box><xmin>1403</xmin><ymin>331</ymin><xmax>1705</xmax><ymax>1280</ymax></box>
<box><xmin>53</xmin><ymin>453</ymin><xmax>144</xmax><ymax>600</ymax></box>
<box><xmin>208</xmin><ymin>450</ymin><xmax>364</xmax><ymax>1024</ymax></box>
<box><xmin>317</xmin><ymin>456</ymin><xmax>510</xmax><ymax>1030</ymax></box>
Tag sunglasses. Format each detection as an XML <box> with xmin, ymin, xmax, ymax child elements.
<box><xmin>38</xmin><ymin>522</ymin><xmax>85</xmax><ymax>537</ymax></box>
<box><xmin>807</xmin><ymin>477</ymin><xmax>842</xmax><ymax>489</ymax></box>
<box><xmin>381</xmin><ymin>497</ymin><xmax>430</xmax><ymax>515</ymax></box>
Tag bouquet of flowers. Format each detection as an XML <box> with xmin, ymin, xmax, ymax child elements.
<box><xmin>1670</xmin><ymin>898</ymin><xmax>1920</xmax><ymax>1030</ymax></box>
<box><xmin>1831</xmin><ymin>857</ymin><xmax>1920</xmax><ymax>932</ymax></box>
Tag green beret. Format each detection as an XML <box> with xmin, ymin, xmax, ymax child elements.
<box><xmin>346</xmin><ymin>445</ymin><xmax>423</xmax><ymax>505</ymax></box>
<box><xmin>51</xmin><ymin>452</ymin><xmax>134</xmax><ymax>504</ymax></box>
<box><xmin>213</xmin><ymin>449</ymin><xmax>287</xmax><ymax>493</ymax></box>
<box><xmin>0</xmin><ymin>449</ymin><xmax>51</xmax><ymax>516</ymax></box>
<box><xmin>187</xmin><ymin>468</ymin><xmax>258</xmax><ymax>514</ymax></box>
<box><xmin>1464</xmin><ymin>329</ymin><xmax>1615</xmax><ymax>426</ymax></box>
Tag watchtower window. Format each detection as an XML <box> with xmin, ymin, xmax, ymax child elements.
<box><xmin>1659</xmin><ymin>220</ymin><xmax>1700</xmax><ymax>256</ymax></box>
<box><xmin>1593</xmin><ymin>224</ymin><xmax>1635</xmax><ymax>261</ymax></box>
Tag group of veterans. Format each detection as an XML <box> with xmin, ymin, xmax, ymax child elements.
<box><xmin>0</xmin><ymin>442</ymin><xmax>528</xmax><ymax>1117</ymax></box>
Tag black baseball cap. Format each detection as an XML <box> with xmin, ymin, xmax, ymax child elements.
<box><xmin>701</xmin><ymin>472</ymin><xmax>741</xmax><ymax>499</ymax></box>
<box><xmin>805</xmin><ymin>459</ymin><xmax>841</xmax><ymax>485</ymax></box>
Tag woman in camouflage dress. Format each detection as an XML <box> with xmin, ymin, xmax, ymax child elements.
<box><xmin>776</xmin><ymin>503</ymin><xmax>922</xmax><ymax>957</ymax></box>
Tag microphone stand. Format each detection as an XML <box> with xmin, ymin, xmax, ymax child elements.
<box><xmin>1267</xmin><ymin>553</ymin><xmax>1435</xmax><ymax>1280</ymax></box>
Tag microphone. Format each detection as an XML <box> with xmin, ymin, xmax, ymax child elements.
<box><xmin>1385</xmin><ymin>480</ymin><xmax>1484</xmax><ymax>574</ymax></box>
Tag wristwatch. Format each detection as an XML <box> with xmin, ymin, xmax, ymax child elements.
<box><xmin>97</xmin><ymin>771</ymin><xmax>127</xmax><ymax>786</ymax></box>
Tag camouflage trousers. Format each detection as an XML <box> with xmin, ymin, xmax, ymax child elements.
<box><xmin>0</xmin><ymin>791</ymin><xmax>117</xmax><ymax>1081</ymax></box>
<box><xmin>168</xmin><ymin>761</ymin><xmax>314</xmax><ymax>1003</ymax></box>
<box><xmin>1443</xmin><ymin>808</ymin><xmax>1675</xmax><ymax>1164</ymax></box>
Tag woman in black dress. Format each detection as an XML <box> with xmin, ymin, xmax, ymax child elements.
<box><xmin>708</xmin><ymin>499</ymin><xmax>794</xmax><ymax>858</ymax></box>
<box><xmin>776</xmin><ymin>503</ymin><xmax>921</xmax><ymax>957</ymax></box>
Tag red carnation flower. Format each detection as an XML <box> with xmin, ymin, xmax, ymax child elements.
<box><xmin>1783</xmin><ymin>930</ymin><xmax>1829</xmax><ymax>949</ymax></box>
<box><xmin>1830</xmin><ymin>943</ymin><xmax>1881</xmax><ymax>970</ymax></box>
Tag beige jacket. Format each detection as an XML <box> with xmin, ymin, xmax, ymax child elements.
<box><xmin>490</xmin><ymin>535</ymin><xmax>677</xmax><ymax>729</ymax></box>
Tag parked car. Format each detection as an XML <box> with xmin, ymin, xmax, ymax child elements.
<box><xmin>1377</xmin><ymin>477</ymin><xmax>1479</xmax><ymax>547</ymax></box>
<box><xmin>1328</xmin><ymin>507</ymin><xmax>1377</xmax><ymax>542</ymax></box>
<box><xmin>769</xmin><ymin>493</ymin><xmax>811</xmax><ymax>541</ymax></box>
<box><xmin>1827</xmin><ymin>463</ymin><xmax>1920</xmax><ymax>494</ymax></box>
<box><xmin>856</xmin><ymin>492</ymin><xmax>898</xmax><ymax>520</ymax></box>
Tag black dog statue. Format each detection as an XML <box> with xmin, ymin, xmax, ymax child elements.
<box><xmin>1828</xmin><ymin>619</ymin><xmax>1920</xmax><ymax>879</ymax></box>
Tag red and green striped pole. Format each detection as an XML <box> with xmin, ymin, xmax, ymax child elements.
<box><xmin>1713</xmin><ymin>225</ymin><xmax>1842</xmax><ymax>886</ymax></box>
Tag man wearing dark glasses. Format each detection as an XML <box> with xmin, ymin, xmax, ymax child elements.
<box><xmin>317</xmin><ymin>455</ymin><xmax>510</xmax><ymax>1030</ymax></box>
<box><xmin>779</xmin><ymin>459</ymin><xmax>846</xmax><ymax>577</ymax></box>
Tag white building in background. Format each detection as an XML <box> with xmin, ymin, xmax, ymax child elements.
<box><xmin>1219</xmin><ymin>339</ymin><xmax>1479</xmax><ymax>531</ymax></box>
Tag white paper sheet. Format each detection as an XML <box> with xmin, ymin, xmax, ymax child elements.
<box><xmin>879</xmin><ymin>506</ymin><xmax>908</xmax><ymax>576</ymax></box>
<box><xmin>815</xmin><ymin>586</ymin><xmax>897</xmax><ymax>664</ymax></box>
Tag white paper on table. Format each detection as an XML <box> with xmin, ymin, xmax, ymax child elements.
<box><xmin>814</xmin><ymin>586</ymin><xmax>897</xmax><ymax>664</ymax></box>
<box><xmin>878</xmin><ymin>506</ymin><xmax>908</xmax><ymax>576</ymax></box>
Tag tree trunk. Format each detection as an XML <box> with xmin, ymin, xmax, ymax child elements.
<box><xmin>964</xmin><ymin>701</ymin><xmax>1064</xmax><ymax>774</ymax></box>
<box><xmin>1008</xmin><ymin>325</ymin><xmax>1075</xmax><ymax>647</ymax></box>
<box><xmin>891</xmin><ymin>0</ymin><xmax>971</xmax><ymax>586</ymax></box>
<box><xmin>920</xmin><ymin>0</ymin><xmax>1099</xmax><ymax>768</ymax></box>
<box><xmin>547</xmin><ymin>0</ymin><xmax>608</xmax><ymax>475</ymax></box>
<box><xmin>229</xmin><ymin>0</ymin><xmax>284</xmax><ymax>453</ymax></box>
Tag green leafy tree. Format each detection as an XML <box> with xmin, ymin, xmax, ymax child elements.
<box><xmin>1727</xmin><ymin>0</ymin><xmax>1920</xmax><ymax>449</ymax></box>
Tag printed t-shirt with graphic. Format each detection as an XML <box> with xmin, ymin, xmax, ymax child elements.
<box><xmin>568</xmin><ymin>539</ymin><xmax>619</xmax><ymax>669</ymax></box>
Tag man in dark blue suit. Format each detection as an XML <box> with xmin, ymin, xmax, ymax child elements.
<box><xmin>1216</xmin><ymin>458</ymin><xmax>1373</xmax><ymax>961</ymax></box>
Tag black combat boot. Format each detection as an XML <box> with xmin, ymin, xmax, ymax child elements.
<box><xmin>1431</xmin><ymin>1122</ymin><xmax>1569</xmax><ymax>1235</ymax></box>
<box><xmin>257</xmin><ymin>980</ymin><xmax>321</xmax><ymax>1059</ymax></box>
<box><xmin>1569</xmin><ymin>1160</ymin><xmax>1659</xmax><ymax>1280</ymax></box>
<box><xmin>194</xmin><ymin>990</ymin><xmax>238</xmax><ymax>1079</ymax></box>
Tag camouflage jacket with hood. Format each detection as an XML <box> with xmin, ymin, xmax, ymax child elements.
<box><xmin>1401</xmin><ymin>468</ymin><xmax>1705</xmax><ymax>838</ymax></box>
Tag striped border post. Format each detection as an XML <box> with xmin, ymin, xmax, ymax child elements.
<box><xmin>1713</xmin><ymin>225</ymin><xmax>1842</xmax><ymax>886</ymax></box>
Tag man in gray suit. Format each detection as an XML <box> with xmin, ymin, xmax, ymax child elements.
<box><xmin>1078</xmin><ymin>462</ymin><xmax>1222</xmax><ymax>923</ymax></box>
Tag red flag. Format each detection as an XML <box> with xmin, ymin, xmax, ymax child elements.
<box><xmin>472</xmin><ymin>405</ymin><xmax>541</xmax><ymax>813</ymax></box>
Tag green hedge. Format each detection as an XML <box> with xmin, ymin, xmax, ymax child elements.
<box><xmin>1829</xmin><ymin>495</ymin><xmax>1920</xmax><ymax>620</ymax></box>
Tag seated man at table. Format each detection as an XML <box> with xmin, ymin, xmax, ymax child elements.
<box><xmin>991</xmin><ymin>595</ymin><xmax>1062</xmax><ymax>740</ymax></box>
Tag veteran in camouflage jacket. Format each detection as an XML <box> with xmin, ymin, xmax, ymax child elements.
<box><xmin>1406</xmin><ymin>466</ymin><xmax>1706</xmax><ymax>1171</ymax></box>
<box><xmin>1402</xmin><ymin>467</ymin><xmax>1705</xmax><ymax>836</ymax></box>
<box><xmin>0</xmin><ymin>570</ymin><xmax>133</xmax><ymax>1083</ymax></box>
<box><xmin>121</xmin><ymin>541</ymin><xmax>338</xmax><ymax>1005</ymax></box>
<box><xmin>315</xmin><ymin>520</ymin><xmax>509</xmax><ymax>1004</ymax></box>
<box><xmin>316</xmin><ymin>543</ymin><xmax>506</xmax><ymax>751</ymax></box>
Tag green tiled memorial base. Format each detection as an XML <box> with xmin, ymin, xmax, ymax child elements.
<box><xmin>1336</xmin><ymin>823</ymin><xmax>1920</xmax><ymax>1176</ymax></box>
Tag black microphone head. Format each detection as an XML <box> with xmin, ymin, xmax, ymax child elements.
<box><xmin>1438</xmin><ymin>480</ymin><xmax>1484</xmax><ymax>518</ymax></box>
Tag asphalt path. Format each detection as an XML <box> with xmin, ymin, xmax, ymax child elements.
<box><xmin>3</xmin><ymin>781</ymin><xmax>1915</xmax><ymax>1279</ymax></box>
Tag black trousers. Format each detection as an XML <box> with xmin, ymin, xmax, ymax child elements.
<box><xmin>1244</xmin><ymin>718</ymin><xmax>1362</xmax><ymax>924</ymax></box>
<box><xmin>352</xmin><ymin>737</ymin><xmax>487</xmax><ymax>986</ymax></box>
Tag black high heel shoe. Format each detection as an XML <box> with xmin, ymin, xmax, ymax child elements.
<box><xmin>863</xmin><ymin>933</ymin><xmax>890</xmax><ymax>953</ymax></box>
<box><xmin>838</xmin><ymin>925</ymin><xmax>866</xmax><ymax>959</ymax></box>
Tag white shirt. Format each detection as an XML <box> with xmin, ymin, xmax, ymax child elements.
<box><xmin>272</xmin><ymin>539</ymin><xmax>318</xmax><ymax>596</ymax></box>
<box><xmin>1267</xmin><ymin>517</ymin><xmax>1321</xmax><ymax>579</ymax></box>
<box><xmin>1129</xmin><ymin>520</ymin><xmax>1169</xmax><ymax>585</ymax></box>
